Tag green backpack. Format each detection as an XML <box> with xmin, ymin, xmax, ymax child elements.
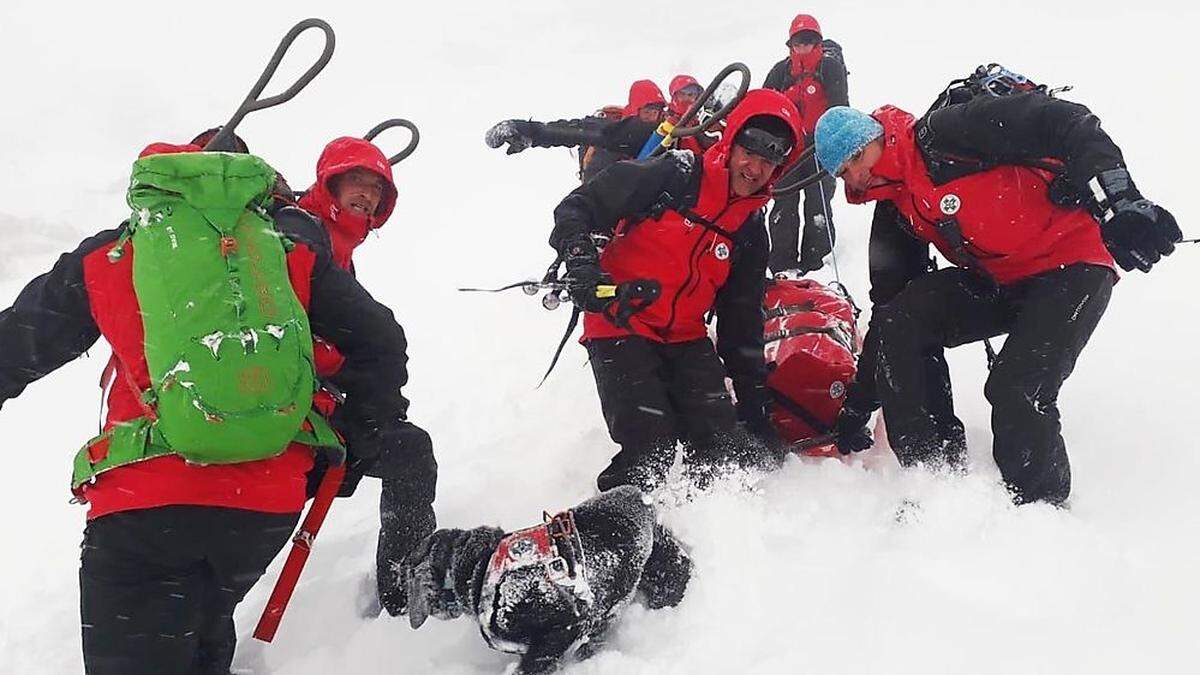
<box><xmin>73</xmin><ymin>152</ymin><xmax>340</xmax><ymax>489</ymax></box>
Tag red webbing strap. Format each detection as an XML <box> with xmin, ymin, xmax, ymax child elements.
<box><xmin>253</xmin><ymin>461</ymin><xmax>346</xmax><ymax>643</ymax></box>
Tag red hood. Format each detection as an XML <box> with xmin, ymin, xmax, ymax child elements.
<box><xmin>845</xmin><ymin>105</ymin><xmax>917</xmax><ymax>205</ymax></box>
<box><xmin>669</xmin><ymin>74</ymin><xmax>700</xmax><ymax>97</ymax></box>
<box><xmin>668</xmin><ymin>74</ymin><xmax>701</xmax><ymax>118</ymax></box>
<box><xmin>298</xmin><ymin>137</ymin><xmax>398</xmax><ymax>270</ymax></box>
<box><xmin>623</xmin><ymin>80</ymin><xmax>666</xmax><ymax>118</ymax></box>
<box><xmin>789</xmin><ymin>13</ymin><xmax>822</xmax><ymax>40</ymax></box>
<box><xmin>705</xmin><ymin>89</ymin><xmax>806</xmax><ymax>196</ymax></box>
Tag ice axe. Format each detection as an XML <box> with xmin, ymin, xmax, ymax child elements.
<box><xmin>364</xmin><ymin>118</ymin><xmax>421</xmax><ymax>165</ymax></box>
<box><xmin>204</xmin><ymin>18</ymin><xmax>336</xmax><ymax>151</ymax></box>
<box><xmin>640</xmin><ymin>62</ymin><xmax>752</xmax><ymax>159</ymax></box>
<box><xmin>253</xmin><ymin>461</ymin><xmax>344</xmax><ymax>643</ymax></box>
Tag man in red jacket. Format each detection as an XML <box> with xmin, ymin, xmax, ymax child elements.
<box><xmin>297</xmin><ymin>137</ymin><xmax>438</xmax><ymax>618</ymax></box>
<box><xmin>815</xmin><ymin>96</ymin><xmax>1181</xmax><ymax>505</ymax></box>
<box><xmin>763</xmin><ymin>13</ymin><xmax>849</xmax><ymax>275</ymax></box>
<box><xmin>550</xmin><ymin>89</ymin><xmax>804</xmax><ymax>492</ymax></box>
<box><xmin>0</xmin><ymin>144</ymin><xmax>411</xmax><ymax>674</ymax></box>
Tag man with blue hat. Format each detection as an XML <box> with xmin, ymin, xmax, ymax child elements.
<box><xmin>814</xmin><ymin>94</ymin><xmax>1181</xmax><ymax>505</ymax></box>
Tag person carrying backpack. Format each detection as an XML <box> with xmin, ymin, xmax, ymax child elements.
<box><xmin>763</xmin><ymin>13</ymin><xmax>848</xmax><ymax>275</ymax></box>
<box><xmin>815</xmin><ymin>82</ymin><xmax>1181</xmax><ymax>505</ymax></box>
<box><xmin>549</xmin><ymin>89</ymin><xmax>805</xmax><ymax>492</ymax></box>
<box><xmin>0</xmin><ymin>144</ymin><xmax>412</xmax><ymax>674</ymax></box>
<box><xmin>485</xmin><ymin>79</ymin><xmax>669</xmax><ymax>182</ymax></box>
<box><xmin>297</xmin><ymin>136</ymin><xmax>438</xmax><ymax>618</ymax></box>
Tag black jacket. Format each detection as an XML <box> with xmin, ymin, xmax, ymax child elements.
<box><xmin>404</xmin><ymin>486</ymin><xmax>691</xmax><ymax>675</ymax></box>
<box><xmin>515</xmin><ymin>115</ymin><xmax>658</xmax><ymax>182</ymax></box>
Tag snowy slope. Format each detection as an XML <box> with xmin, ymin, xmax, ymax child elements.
<box><xmin>1</xmin><ymin>1</ymin><xmax>1197</xmax><ymax>673</ymax></box>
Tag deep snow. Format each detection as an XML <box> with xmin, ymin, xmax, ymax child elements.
<box><xmin>1</xmin><ymin>1</ymin><xmax>1197</xmax><ymax>673</ymax></box>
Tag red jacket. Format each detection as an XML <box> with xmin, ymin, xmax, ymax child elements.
<box><xmin>298</xmin><ymin>137</ymin><xmax>398</xmax><ymax>272</ymax></box>
<box><xmin>850</xmin><ymin>106</ymin><xmax>1115</xmax><ymax>285</ymax></box>
<box><xmin>553</xmin><ymin>89</ymin><xmax>805</xmax><ymax>344</ymax></box>
<box><xmin>782</xmin><ymin>47</ymin><xmax>829</xmax><ymax>137</ymax></box>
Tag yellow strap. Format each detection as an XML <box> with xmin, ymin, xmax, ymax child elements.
<box><xmin>595</xmin><ymin>285</ymin><xmax>617</xmax><ymax>299</ymax></box>
<box><xmin>657</xmin><ymin>120</ymin><xmax>677</xmax><ymax>148</ymax></box>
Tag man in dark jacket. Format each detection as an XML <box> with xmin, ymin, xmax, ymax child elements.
<box><xmin>486</xmin><ymin>80</ymin><xmax>683</xmax><ymax>182</ymax></box>
<box><xmin>298</xmin><ymin>136</ymin><xmax>438</xmax><ymax>618</ymax></box>
<box><xmin>0</xmin><ymin>144</ymin><xmax>412</xmax><ymax>674</ymax></box>
<box><xmin>763</xmin><ymin>13</ymin><xmax>849</xmax><ymax>275</ymax></box>
<box><xmin>550</xmin><ymin>89</ymin><xmax>806</xmax><ymax>492</ymax></box>
<box><xmin>816</xmin><ymin>94</ymin><xmax>1180</xmax><ymax>505</ymax></box>
<box><xmin>402</xmin><ymin>485</ymin><xmax>691</xmax><ymax>674</ymax></box>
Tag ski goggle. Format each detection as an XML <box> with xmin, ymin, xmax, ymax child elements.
<box><xmin>734</xmin><ymin>126</ymin><xmax>793</xmax><ymax>164</ymax></box>
<box><xmin>672</xmin><ymin>84</ymin><xmax>703</xmax><ymax>100</ymax></box>
<box><xmin>787</xmin><ymin>31</ymin><xmax>821</xmax><ymax>47</ymax></box>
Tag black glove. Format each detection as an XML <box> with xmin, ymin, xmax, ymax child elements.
<box><xmin>484</xmin><ymin>119</ymin><xmax>534</xmax><ymax>155</ymax></box>
<box><xmin>404</xmin><ymin>529</ymin><xmax>468</xmax><ymax>629</ymax></box>
<box><xmin>561</xmin><ymin>236</ymin><xmax>613</xmax><ymax>313</ymax></box>
<box><xmin>737</xmin><ymin>390</ymin><xmax>788</xmax><ymax>465</ymax></box>
<box><xmin>1093</xmin><ymin>168</ymin><xmax>1182</xmax><ymax>272</ymax></box>
<box><xmin>833</xmin><ymin>404</ymin><xmax>873</xmax><ymax>455</ymax></box>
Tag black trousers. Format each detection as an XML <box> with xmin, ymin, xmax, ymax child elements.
<box><xmin>872</xmin><ymin>264</ymin><xmax>1114</xmax><ymax>504</ymax></box>
<box><xmin>80</xmin><ymin>506</ymin><xmax>299</xmax><ymax>675</ymax></box>
<box><xmin>587</xmin><ymin>336</ymin><xmax>754</xmax><ymax>491</ymax></box>
<box><xmin>768</xmin><ymin>150</ymin><xmax>837</xmax><ymax>273</ymax></box>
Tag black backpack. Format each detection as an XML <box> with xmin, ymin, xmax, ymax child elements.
<box><xmin>915</xmin><ymin>63</ymin><xmax>1079</xmax><ymax>188</ymax></box>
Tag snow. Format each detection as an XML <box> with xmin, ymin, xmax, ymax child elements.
<box><xmin>1</xmin><ymin>1</ymin><xmax>1198</xmax><ymax>674</ymax></box>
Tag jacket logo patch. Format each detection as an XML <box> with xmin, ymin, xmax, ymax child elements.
<box><xmin>940</xmin><ymin>194</ymin><xmax>962</xmax><ymax>215</ymax></box>
<box><xmin>714</xmin><ymin>243</ymin><xmax>730</xmax><ymax>260</ymax></box>
<box><xmin>806</xmin><ymin>85</ymin><xmax>817</xmax><ymax>95</ymax></box>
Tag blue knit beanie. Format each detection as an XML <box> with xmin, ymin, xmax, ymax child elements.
<box><xmin>814</xmin><ymin>106</ymin><xmax>884</xmax><ymax>176</ymax></box>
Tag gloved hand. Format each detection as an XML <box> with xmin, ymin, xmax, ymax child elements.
<box><xmin>561</xmin><ymin>237</ymin><xmax>613</xmax><ymax>313</ymax></box>
<box><xmin>404</xmin><ymin>529</ymin><xmax>467</xmax><ymax>629</ymax></box>
<box><xmin>484</xmin><ymin>120</ymin><xmax>534</xmax><ymax>155</ymax></box>
<box><xmin>833</xmin><ymin>404</ymin><xmax>873</xmax><ymax>455</ymax></box>
<box><xmin>1093</xmin><ymin>168</ymin><xmax>1182</xmax><ymax>272</ymax></box>
<box><xmin>736</xmin><ymin>392</ymin><xmax>788</xmax><ymax>466</ymax></box>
